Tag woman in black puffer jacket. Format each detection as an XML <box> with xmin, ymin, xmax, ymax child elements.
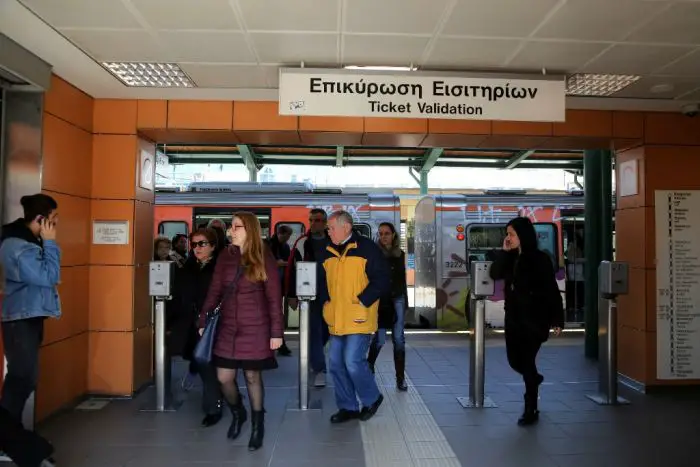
<box><xmin>169</xmin><ymin>227</ymin><xmax>225</xmax><ymax>428</ymax></box>
<box><xmin>367</xmin><ymin>222</ymin><xmax>409</xmax><ymax>391</ymax></box>
<box><xmin>489</xmin><ymin>217</ymin><xmax>564</xmax><ymax>426</ymax></box>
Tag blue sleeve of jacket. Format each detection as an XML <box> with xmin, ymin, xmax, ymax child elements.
<box><xmin>18</xmin><ymin>240</ymin><xmax>61</xmax><ymax>287</ymax></box>
<box><xmin>357</xmin><ymin>241</ymin><xmax>390</xmax><ymax>308</ymax></box>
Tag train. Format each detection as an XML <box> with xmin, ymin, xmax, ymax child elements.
<box><xmin>413</xmin><ymin>192</ymin><xmax>589</xmax><ymax>330</ymax></box>
<box><xmin>154</xmin><ymin>183</ymin><xmax>590</xmax><ymax>331</ymax></box>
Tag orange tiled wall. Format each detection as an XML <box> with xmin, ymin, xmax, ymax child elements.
<box><xmin>616</xmin><ymin>144</ymin><xmax>700</xmax><ymax>388</ymax></box>
<box><xmin>36</xmin><ymin>76</ymin><xmax>94</xmax><ymax>418</ymax></box>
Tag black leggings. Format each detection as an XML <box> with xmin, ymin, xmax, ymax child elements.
<box><xmin>505</xmin><ymin>328</ymin><xmax>543</xmax><ymax>397</ymax></box>
<box><xmin>217</xmin><ymin>368</ymin><xmax>265</xmax><ymax>412</ymax></box>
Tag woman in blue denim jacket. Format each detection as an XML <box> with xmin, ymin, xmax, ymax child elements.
<box><xmin>0</xmin><ymin>194</ymin><xmax>60</xmax><ymax>424</ymax></box>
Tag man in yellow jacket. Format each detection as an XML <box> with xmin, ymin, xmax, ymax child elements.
<box><xmin>318</xmin><ymin>210</ymin><xmax>390</xmax><ymax>423</ymax></box>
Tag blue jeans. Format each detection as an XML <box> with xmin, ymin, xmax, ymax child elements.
<box><xmin>374</xmin><ymin>297</ymin><xmax>406</xmax><ymax>351</ymax></box>
<box><xmin>309</xmin><ymin>302</ymin><xmax>329</xmax><ymax>373</ymax></box>
<box><xmin>328</xmin><ymin>334</ymin><xmax>381</xmax><ymax>411</ymax></box>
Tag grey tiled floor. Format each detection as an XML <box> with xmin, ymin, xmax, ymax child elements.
<box><xmin>31</xmin><ymin>333</ymin><xmax>700</xmax><ymax>466</ymax></box>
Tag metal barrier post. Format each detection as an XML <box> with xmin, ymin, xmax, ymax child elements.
<box><xmin>298</xmin><ymin>299</ymin><xmax>310</xmax><ymax>410</ymax></box>
<box><xmin>141</xmin><ymin>298</ymin><xmax>181</xmax><ymax>412</ymax></box>
<box><xmin>142</xmin><ymin>261</ymin><xmax>181</xmax><ymax>412</ymax></box>
<box><xmin>458</xmin><ymin>261</ymin><xmax>497</xmax><ymax>409</ymax></box>
<box><xmin>587</xmin><ymin>261</ymin><xmax>630</xmax><ymax>406</ymax></box>
<box><xmin>289</xmin><ymin>261</ymin><xmax>321</xmax><ymax>411</ymax></box>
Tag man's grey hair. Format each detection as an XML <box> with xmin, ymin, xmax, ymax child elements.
<box><xmin>208</xmin><ymin>218</ymin><xmax>226</xmax><ymax>228</ymax></box>
<box><xmin>329</xmin><ymin>210</ymin><xmax>354</xmax><ymax>227</ymax></box>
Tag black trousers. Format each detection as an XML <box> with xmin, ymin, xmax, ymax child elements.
<box><xmin>0</xmin><ymin>406</ymin><xmax>53</xmax><ymax>467</ymax></box>
<box><xmin>1</xmin><ymin>318</ymin><xmax>44</xmax><ymax>424</ymax></box>
<box><xmin>195</xmin><ymin>361</ymin><xmax>223</xmax><ymax>415</ymax></box>
<box><xmin>505</xmin><ymin>326</ymin><xmax>543</xmax><ymax>398</ymax></box>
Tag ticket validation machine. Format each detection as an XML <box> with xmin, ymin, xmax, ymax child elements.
<box><xmin>141</xmin><ymin>261</ymin><xmax>181</xmax><ymax>412</ymax></box>
<box><xmin>291</xmin><ymin>261</ymin><xmax>322</xmax><ymax>411</ymax></box>
<box><xmin>458</xmin><ymin>261</ymin><xmax>498</xmax><ymax>409</ymax></box>
<box><xmin>586</xmin><ymin>261</ymin><xmax>630</xmax><ymax>406</ymax></box>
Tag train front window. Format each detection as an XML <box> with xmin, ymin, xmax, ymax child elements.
<box><xmin>354</xmin><ymin>223</ymin><xmax>371</xmax><ymax>238</ymax></box>
<box><xmin>466</xmin><ymin>224</ymin><xmax>507</xmax><ymax>268</ymax></box>
<box><xmin>159</xmin><ymin>221</ymin><xmax>188</xmax><ymax>239</ymax></box>
<box><xmin>274</xmin><ymin>222</ymin><xmax>305</xmax><ymax>245</ymax></box>
<box><xmin>533</xmin><ymin>223</ymin><xmax>559</xmax><ymax>269</ymax></box>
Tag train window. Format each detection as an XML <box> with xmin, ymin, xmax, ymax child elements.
<box><xmin>158</xmin><ymin>221</ymin><xmax>188</xmax><ymax>239</ymax></box>
<box><xmin>534</xmin><ymin>222</ymin><xmax>559</xmax><ymax>269</ymax></box>
<box><xmin>466</xmin><ymin>224</ymin><xmax>507</xmax><ymax>268</ymax></box>
<box><xmin>353</xmin><ymin>223</ymin><xmax>371</xmax><ymax>238</ymax></box>
<box><xmin>274</xmin><ymin>222</ymin><xmax>305</xmax><ymax>246</ymax></box>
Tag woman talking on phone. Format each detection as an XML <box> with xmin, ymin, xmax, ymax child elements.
<box><xmin>199</xmin><ymin>212</ymin><xmax>283</xmax><ymax>451</ymax></box>
<box><xmin>488</xmin><ymin>217</ymin><xmax>564</xmax><ymax>426</ymax></box>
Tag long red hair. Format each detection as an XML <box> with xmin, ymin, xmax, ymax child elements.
<box><xmin>233</xmin><ymin>211</ymin><xmax>267</xmax><ymax>282</ymax></box>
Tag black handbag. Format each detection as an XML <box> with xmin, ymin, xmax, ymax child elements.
<box><xmin>193</xmin><ymin>267</ymin><xmax>241</xmax><ymax>365</ymax></box>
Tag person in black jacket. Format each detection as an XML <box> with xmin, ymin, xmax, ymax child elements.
<box><xmin>488</xmin><ymin>217</ymin><xmax>564</xmax><ymax>426</ymax></box>
<box><xmin>367</xmin><ymin>222</ymin><xmax>409</xmax><ymax>391</ymax></box>
<box><xmin>170</xmin><ymin>227</ymin><xmax>225</xmax><ymax>428</ymax></box>
<box><xmin>266</xmin><ymin>225</ymin><xmax>301</xmax><ymax>357</ymax></box>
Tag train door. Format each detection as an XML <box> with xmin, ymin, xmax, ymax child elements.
<box><xmin>193</xmin><ymin>207</ymin><xmax>272</xmax><ymax>238</ymax></box>
<box><xmin>561</xmin><ymin>210</ymin><xmax>585</xmax><ymax>326</ymax></box>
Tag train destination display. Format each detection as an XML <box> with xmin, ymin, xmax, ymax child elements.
<box><xmin>655</xmin><ymin>190</ymin><xmax>700</xmax><ymax>380</ymax></box>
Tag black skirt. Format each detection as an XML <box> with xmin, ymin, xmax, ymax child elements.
<box><xmin>212</xmin><ymin>355</ymin><xmax>278</xmax><ymax>371</ymax></box>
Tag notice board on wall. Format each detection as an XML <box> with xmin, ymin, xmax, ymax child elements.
<box><xmin>655</xmin><ymin>190</ymin><xmax>700</xmax><ymax>380</ymax></box>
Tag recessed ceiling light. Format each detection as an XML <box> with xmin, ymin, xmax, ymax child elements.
<box><xmin>566</xmin><ymin>73</ymin><xmax>640</xmax><ymax>97</ymax></box>
<box><xmin>102</xmin><ymin>62</ymin><xmax>196</xmax><ymax>88</ymax></box>
<box><xmin>344</xmin><ymin>65</ymin><xmax>417</xmax><ymax>71</ymax></box>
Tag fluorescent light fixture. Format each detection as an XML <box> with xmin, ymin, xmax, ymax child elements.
<box><xmin>102</xmin><ymin>62</ymin><xmax>195</xmax><ymax>88</ymax></box>
<box><xmin>566</xmin><ymin>73</ymin><xmax>640</xmax><ymax>97</ymax></box>
<box><xmin>344</xmin><ymin>65</ymin><xmax>417</xmax><ymax>71</ymax></box>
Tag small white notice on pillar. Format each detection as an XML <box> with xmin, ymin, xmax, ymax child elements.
<box><xmin>618</xmin><ymin>159</ymin><xmax>638</xmax><ymax>197</ymax></box>
<box><xmin>93</xmin><ymin>220</ymin><xmax>130</xmax><ymax>245</ymax></box>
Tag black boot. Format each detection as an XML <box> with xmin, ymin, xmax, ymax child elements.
<box><xmin>394</xmin><ymin>349</ymin><xmax>408</xmax><ymax>391</ymax></box>
<box><xmin>278</xmin><ymin>340</ymin><xmax>292</xmax><ymax>356</ymax></box>
<box><xmin>367</xmin><ymin>340</ymin><xmax>381</xmax><ymax>374</ymax></box>
<box><xmin>227</xmin><ymin>400</ymin><xmax>247</xmax><ymax>440</ymax></box>
<box><xmin>517</xmin><ymin>393</ymin><xmax>539</xmax><ymax>426</ymax></box>
<box><xmin>248</xmin><ymin>410</ymin><xmax>265</xmax><ymax>451</ymax></box>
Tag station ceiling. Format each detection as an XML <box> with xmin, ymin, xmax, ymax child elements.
<box><xmin>2</xmin><ymin>0</ymin><xmax>699</xmax><ymax>111</ymax></box>
<box><xmin>161</xmin><ymin>144</ymin><xmax>584</xmax><ymax>171</ymax></box>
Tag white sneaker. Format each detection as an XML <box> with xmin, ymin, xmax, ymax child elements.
<box><xmin>313</xmin><ymin>372</ymin><xmax>326</xmax><ymax>388</ymax></box>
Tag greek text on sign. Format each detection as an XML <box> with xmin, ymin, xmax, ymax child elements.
<box><xmin>279</xmin><ymin>68</ymin><xmax>566</xmax><ymax>123</ymax></box>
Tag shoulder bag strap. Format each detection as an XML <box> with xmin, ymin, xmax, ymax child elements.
<box><xmin>209</xmin><ymin>266</ymin><xmax>243</xmax><ymax>317</ymax></box>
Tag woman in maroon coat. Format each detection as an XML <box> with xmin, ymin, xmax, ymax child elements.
<box><xmin>199</xmin><ymin>211</ymin><xmax>283</xmax><ymax>451</ymax></box>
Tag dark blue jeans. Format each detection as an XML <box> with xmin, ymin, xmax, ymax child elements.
<box><xmin>309</xmin><ymin>302</ymin><xmax>329</xmax><ymax>373</ymax></box>
<box><xmin>328</xmin><ymin>334</ymin><xmax>381</xmax><ymax>411</ymax></box>
<box><xmin>1</xmin><ymin>317</ymin><xmax>44</xmax><ymax>424</ymax></box>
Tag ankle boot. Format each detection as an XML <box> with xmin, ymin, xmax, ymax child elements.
<box><xmin>248</xmin><ymin>409</ymin><xmax>265</xmax><ymax>451</ymax></box>
<box><xmin>394</xmin><ymin>349</ymin><xmax>408</xmax><ymax>391</ymax></box>
<box><xmin>367</xmin><ymin>341</ymin><xmax>381</xmax><ymax>374</ymax></box>
<box><xmin>517</xmin><ymin>393</ymin><xmax>539</xmax><ymax>426</ymax></box>
<box><xmin>227</xmin><ymin>400</ymin><xmax>247</xmax><ymax>440</ymax></box>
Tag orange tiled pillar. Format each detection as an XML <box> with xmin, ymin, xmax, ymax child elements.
<box><xmin>34</xmin><ymin>76</ymin><xmax>93</xmax><ymax>419</ymax></box>
<box><xmin>616</xmin><ymin>140</ymin><xmax>700</xmax><ymax>390</ymax></box>
<box><xmin>89</xmin><ymin>100</ymin><xmax>155</xmax><ymax>395</ymax></box>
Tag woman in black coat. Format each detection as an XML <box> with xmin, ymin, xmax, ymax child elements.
<box><xmin>367</xmin><ymin>222</ymin><xmax>409</xmax><ymax>391</ymax></box>
<box><xmin>489</xmin><ymin>217</ymin><xmax>564</xmax><ymax>426</ymax></box>
<box><xmin>170</xmin><ymin>227</ymin><xmax>225</xmax><ymax>428</ymax></box>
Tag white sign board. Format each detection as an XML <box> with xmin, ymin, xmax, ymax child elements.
<box><xmin>140</xmin><ymin>149</ymin><xmax>154</xmax><ymax>190</ymax></box>
<box><xmin>655</xmin><ymin>190</ymin><xmax>700</xmax><ymax>380</ymax></box>
<box><xmin>618</xmin><ymin>159</ymin><xmax>638</xmax><ymax>197</ymax></box>
<box><xmin>278</xmin><ymin>68</ymin><xmax>566</xmax><ymax>122</ymax></box>
<box><xmin>93</xmin><ymin>220</ymin><xmax>130</xmax><ymax>245</ymax></box>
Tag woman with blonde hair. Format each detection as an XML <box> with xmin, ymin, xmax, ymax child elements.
<box><xmin>199</xmin><ymin>212</ymin><xmax>283</xmax><ymax>451</ymax></box>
